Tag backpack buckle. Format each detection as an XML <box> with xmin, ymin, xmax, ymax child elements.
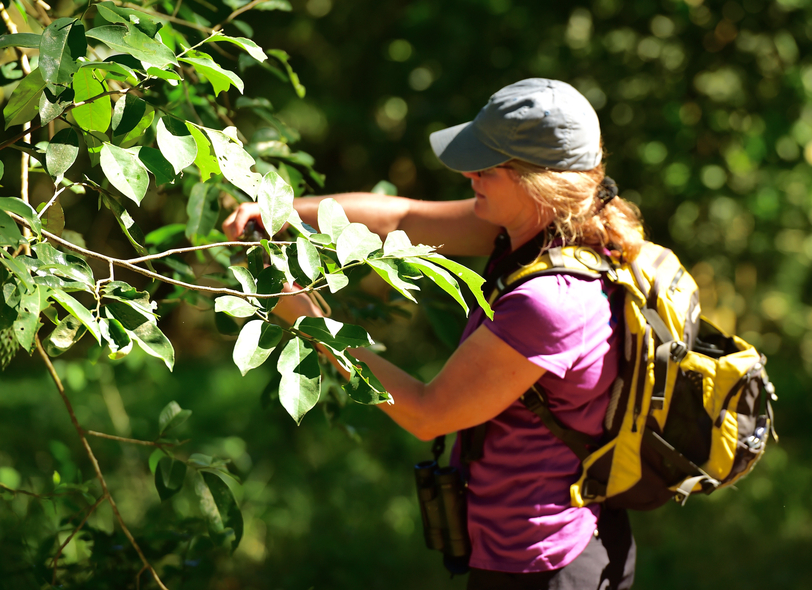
<box><xmin>670</xmin><ymin>340</ymin><xmax>688</xmax><ymax>363</ymax></box>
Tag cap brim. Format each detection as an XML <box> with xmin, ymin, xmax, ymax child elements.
<box><xmin>429</xmin><ymin>122</ymin><xmax>511</xmax><ymax>173</ymax></box>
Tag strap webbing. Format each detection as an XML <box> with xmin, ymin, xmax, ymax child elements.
<box><xmin>521</xmin><ymin>386</ymin><xmax>597</xmax><ymax>461</ymax></box>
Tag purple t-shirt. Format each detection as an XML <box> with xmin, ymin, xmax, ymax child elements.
<box><xmin>457</xmin><ymin>272</ymin><xmax>620</xmax><ymax>573</ymax></box>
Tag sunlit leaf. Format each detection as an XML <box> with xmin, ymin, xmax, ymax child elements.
<box><xmin>71</xmin><ymin>68</ymin><xmax>111</xmax><ymax>133</ymax></box>
<box><xmin>111</xmin><ymin>93</ymin><xmax>146</xmax><ymax>137</ymax></box>
<box><xmin>3</xmin><ymin>68</ymin><xmax>45</xmax><ymax>130</ymax></box>
<box><xmin>0</xmin><ymin>210</ymin><xmax>24</xmax><ymax>247</ymax></box>
<box><xmin>197</xmin><ymin>470</ymin><xmax>243</xmax><ymax>552</ymax></box>
<box><xmin>257</xmin><ymin>169</ymin><xmax>293</xmax><ymax>235</ymax></box>
<box><xmin>42</xmin><ymin>314</ymin><xmax>86</xmax><ymax>356</ymax></box>
<box><xmin>425</xmin><ymin>254</ymin><xmax>493</xmax><ymax>319</ymax></box>
<box><xmin>324</xmin><ymin>272</ymin><xmax>349</xmax><ymax>293</ymax></box>
<box><xmin>79</xmin><ymin>60</ymin><xmax>139</xmax><ymax>85</ymax></box>
<box><xmin>343</xmin><ymin>359</ymin><xmax>390</xmax><ymax>404</ymax></box>
<box><xmin>0</xmin><ymin>197</ymin><xmax>41</xmax><ymax>237</ymax></box>
<box><xmin>203</xmin><ymin>126</ymin><xmax>262</xmax><ymax>198</ymax></box>
<box><xmin>105</xmin><ymin>301</ymin><xmax>174</xmax><ymax>370</ymax></box>
<box><xmin>49</xmin><ymin>288</ymin><xmax>101</xmax><ymax>343</ymax></box>
<box><xmin>229</xmin><ymin>265</ymin><xmax>256</xmax><ymax>295</ymax></box>
<box><xmin>157</xmin><ymin>116</ymin><xmax>198</xmax><ymax>175</ymax></box>
<box><xmin>39</xmin><ymin>18</ymin><xmax>86</xmax><ymax>86</ymax></box>
<box><xmin>135</xmin><ymin>146</ymin><xmax>176</xmax><ymax>185</ymax></box>
<box><xmin>406</xmin><ymin>257</ymin><xmax>469</xmax><ymax>315</ymax></box>
<box><xmin>206</xmin><ymin>32</ymin><xmax>266</xmax><ymax>62</ymax></box>
<box><xmin>99</xmin><ymin>193</ymin><xmax>150</xmax><ymax>258</ymax></box>
<box><xmin>266</xmin><ymin>49</ymin><xmax>305</xmax><ymax>98</ymax></box>
<box><xmin>277</xmin><ymin>337</ymin><xmax>320</xmax><ymax>424</ymax></box>
<box><xmin>336</xmin><ymin>223</ymin><xmax>383</xmax><ymax>265</ymax></box>
<box><xmin>214</xmin><ymin>295</ymin><xmax>258</xmax><ymax>318</ymax></box>
<box><xmin>99</xmin><ymin>316</ymin><xmax>131</xmax><ymax>359</ymax></box>
<box><xmin>45</xmin><ymin>128</ymin><xmax>79</xmax><ymax>182</ymax></box>
<box><xmin>86</xmin><ymin>24</ymin><xmax>177</xmax><ymax>69</ymax></box>
<box><xmin>100</xmin><ymin>143</ymin><xmax>149</xmax><ymax>204</ymax></box>
<box><xmin>317</xmin><ymin>198</ymin><xmax>349</xmax><ymax>244</ymax></box>
<box><xmin>383</xmin><ymin>230</ymin><xmax>434</xmax><ymax>257</ymax></box>
<box><xmin>0</xmin><ymin>33</ymin><xmax>40</xmax><ymax>49</ymax></box>
<box><xmin>179</xmin><ymin>50</ymin><xmax>244</xmax><ymax>95</ymax></box>
<box><xmin>187</xmin><ymin>123</ymin><xmax>221</xmax><ymax>182</ymax></box>
<box><xmin>96</xmin><ymin>1</ymin><xmax>162</xmax><ymax>38</ymax></box>
<box><xmin>38</xmin><ymin>86</ymin><xmax>74</xmax><ymax>125</ymax></box>
<box><xmin>296</xmin><ymin>237</ymin><xmax>321</xmax><ymax>282</ymax></box>
<box><xmin>366</xmin><ymin>258</ymin><xmax>419</xmax><ymax>302</ymax></box>
<box><xmin>294</xmin><ymin>316</ymin><xmax>374</xmax><ymax>350</ymax></box>
<box><xmin>13</xmin><ymin>285</ymin><xmax>43</xmax><ymax>352</ymax></box>
<box><xmin>233</xmin><ymin>319</ymin><xmax>282</xmax><ymax>375</ymax></box>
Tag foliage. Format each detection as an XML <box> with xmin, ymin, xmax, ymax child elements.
<box><xmin>2</xmin><ymin>0</ymin><xmax>812</xmax><ymax>589</ymax></box>
<box><xmin>0</xmin><ymin>0</ymin><xmax>488</xmax><ymax>587</ymax></box>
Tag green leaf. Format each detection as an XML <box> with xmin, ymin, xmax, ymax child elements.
<box><xmin>187</xmin><ymin>123</ymin><xmax>221</xmax><ymax>182</ymax></box>
<box><xmin>111</xmin><ymin>93</ymin><xmax>145</xmax><ymax>137</ymax></box>
<box><xmin>39</xmin><ymin>18</ymin><xmax>86</xmax><ymax>86</ymax></box>
<box><xmin>100</xmin><ymin>193</ymin><xmax>150</xmax><ymax>258</ymax></box>
<box><xmin>197</xmin><ymin>471</ymin><xmax>243</xmax><ymax>552</ymax></box>
<box><xmin>42</xmin><ymin>314</ymin><xmax>86</xmax><ymax>356</ymax></box>
<box><xmin>371</xmin><ymin>180</ymin><xmax>398</xmax><ymax>195</ymax></box>
<box><xmin>257</xmin><ymin>169</ymin><xmax>293</xmax><ymax>235</ymax></box>
<box><xmin>102</xmin><ymin>281</ymin><xmax>155</xmax><ymax>313</ymax></box>
<box><xmin>145</xmin><ymin>67</ymin><xmax>182</xmax><ymax>82</ymax></box>
<box><xmin>3</xmin><ymin>68</ymin><xmax>45</xmax><ymax>130</ymax></box>
<box><xmin>233</xmin><ymin>320</ymin><xmax>282</xmax><ymax>376</ymax></box>
<box><xmin>79</xmin><ymin>61</ymin><xmax>138</xmax><ymax>85</ymax></box>
<box><xmin>96</xmin><ymin>2</ymin><xmax>162</xmax><ymax>38</ymax></box>
<box><xmin>205</xmin><ymin>32</ymin><xmax>267</xmax><ymax>63</ymax></box>
<box><xmin>317</xmin><ymin>198</ymin><xmax>349</xmax><ymax>244</ymax></box>
<box><xmin>229</xmin><ymin>265</ymin><xmax>256</xmax><ymax>295</ymax></box>
<box><xmin>294</xmin><ymin>316</ymin><xmax>374</xmax><ymax>350</ymax></box>
<box><xmin>202</xmin><ymin>127</ymin><xmax>262</xmax><ymax>198</ymax></box>
<box><xmin>179</xmin><ymin>50</ymin><xmax>244</xmax><ymax>95</ymax></box>
<box><xmin>39</xmin><ymin>199</ymin><xmax>65</xmax><ymax>238</ymax></box>
<box><xmin>296</xmin><ymin>237</ymin><xmax>321</xmax><ymax>282</ymax></box>
<box><xmin>185</xmin><ymin>182</ymin><xmax>220</xmax><ymax>239</ymax></box>
<box><xmin>157</xmin><ymin>117</ymin><xmax>197</xmax><ymax>175</ymax></box>
<box><xmin>83</xmin><ymin>130</ymin><xmax>107</xmax><ymax>167</ymax></box>
<box><xmin>425</xmin><ymin>254</ymin><xmax>493</xmax><ymax>319</ymax></box>
<box><xmin>49</xmin><ymin>288</ymin><xmax>101</xmax><ymax>343</ymax></box>
<box><xmin>13</xmin><ymin>285</ymin><xmax>43</xmax><ymax>351</ymax></box>
<box><xmin>366</xmin><ymin>258</ymin><xmax>419</xmax><ymax>302</ymax></box>
<box><xmin>406</xmin><ymin>257</ymin><xmax>469</xmax><ymax>315</ymax></box>
<box><xmin>383</xmin><ymin>230</ymin><xmax>434</xmax><ymax>257</ymax></box>
<box><xmin>0</xmin><ymin>197</ymin><xmax>41</xmax><ymax>237</ymax></box>
<box><xmin>105</xmin><ymin>301</ymin><xmax>174</xmax><ymax>370</ymax></box>
<box><xmin>277</xmin><ymin>337</ymin><xmax>321</xmax><ymax>424</ymax></box>
<box><xmin>344</xmin><ymin>359</ymin><xmax>390</xmax><ymax>404</ymax></box>
<box><xmin>266</xmin><ymin>49</ymin><xmax>305</xmax><ymax>98</ymax></box>
<box><xmin>336</xmin><ymin>223</ymin><xmax>383</xmax><ymax>266</ymax></box>
<box><xmin>324</xmin><ymin>272</ymin><xmax>349</xmax><ymax>293</ymax></box>
<box><xmin>158</xmin><ymin>400</ymin><xmax>192</xmax><ymax>434</ymax></box>
<box><xmin>0</xmin><ymin>33</ymin><xmax>40</xmax><ymax>49</ymax></box>
<box><xmin>45</xmin><ymin>128</ymin><xmax>79</xmax><ymax>182</ymax></box>
<box><xmin>32</xmin><ymin>242</ymin><xmax>93</xmax><ymax>287</ymax></box>
<box><xmin>86</xmin><ymin>24</ymin><xmax>178</xmax><ymax>69</ymax></box>
<box><xmin>214</xmin><ymin>295</ymin><xmax>258</xmax><ymax>318</ymax></box>
<box><xmin>135</xmin><ymin>147</ymin><xmax>176</xmax><ymax>185</ymax></box>
<box><xmin>99</xmin><ymin>317</ymin><xmax>132</xmax><ymax>359</ymax></box>
<box><xmin>71</xmin><ymin>68</ymin><xmax>111</xmax><ymax>133</ymax></box>
<box><xmin>155</xmin><ymin>457</ymin><xmax>186</xmax><ymax>501</ymax></box>
<box><xmin>0</xmin><ymin>210</ymin><xmax>24</xmax><ymax>247</ymax></box>
<box><xmin>39</xmin><ymin>86</ymin><xmax>74</xmax><ymax>125</ymax></box>
<box><xmin>255</xmin><ymin>266</ymin><xmax>285</xmax><ymax>311</ymax></box>
<box><xmin>100</xmin><ymin>143</ymin><xmax>149</xmax><ymax>205</ymax></box>
<box><xmin>120</xmin><ymin>107</ymin><xmax>154</xmax><ymax>145</ymax></box>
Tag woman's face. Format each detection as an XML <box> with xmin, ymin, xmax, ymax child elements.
<box><xmin>462</xmin><ymin>166</ymin><xmax>544</xmax><ymax>231</ymax></box>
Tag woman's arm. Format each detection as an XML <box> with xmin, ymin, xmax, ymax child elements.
<box><xmin>273</xmin><ymin>290</ymin><xmax>544</xmax><ymax>441</ymax></box>
<box><xmin>222</xmin><ymin>193</ymin><xmax>501</xmax><ymax>257</ymax></box>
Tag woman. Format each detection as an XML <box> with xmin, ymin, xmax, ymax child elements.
<box><xmin>224</xmin><ymin>79</ymin><xmax>641</xmax><ymax>589</ymax></box>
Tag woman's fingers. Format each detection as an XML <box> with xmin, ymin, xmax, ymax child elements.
<box><xmin>223</xmin><ymin>202</ymin><xmax>262</xmax><ymax>240</ymax></box>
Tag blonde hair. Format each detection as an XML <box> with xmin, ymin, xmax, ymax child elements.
<box><xmin>508</xmin><ymin>159</ymin><xmax>646</xmax><ymax>261</ymax></box>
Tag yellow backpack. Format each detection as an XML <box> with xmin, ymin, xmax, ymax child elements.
<box><xmin>488</xmin><ymin>242</ymin><xmax>777</xmax><ymax>509</ymax></box>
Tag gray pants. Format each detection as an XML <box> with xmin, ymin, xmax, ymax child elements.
<box><xmin>466</xmin><ymin>508</ymin><xmax>636</xmax><ymax>590</ymax></box>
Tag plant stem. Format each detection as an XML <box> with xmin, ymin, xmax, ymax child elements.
<box><xmin>35</xmin><ymin>336</ymin><xmax>170</xmax><ymax>590</ymax></box>
<box><xmin>125</xmin><ymin>240</ymin><xmax>292</xmax><ymax>264</ymax></box>
<box><xmin>84</xmin><ymin>429</ymin><xmax>188</xmax><ymax>448</ymax></box>
<box><xmin>51</xmin><ymin>495</ymin><xmax>106</xmax><ymax>586</ymax></box>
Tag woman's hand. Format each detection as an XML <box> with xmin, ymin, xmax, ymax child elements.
<box><xmin>223</xmin><ymin>202</ymin><xmax>263</xmax><ymax>241</ymax></box>
<box><xmin>273</xmin><ymin>283</ymin><xmax>323</xmax><ymax>325</ymax></box>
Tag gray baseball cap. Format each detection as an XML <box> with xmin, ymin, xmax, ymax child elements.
<box><xmin>429</xmin><ymin>78</ymin><xmax>602</xmax><ymax>172</ymax></box>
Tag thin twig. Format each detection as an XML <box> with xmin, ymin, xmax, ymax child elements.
<box><xmin>35</xmin><ymin>336</ymin><xmax>170</xmax><ymax>590</ymax></box>
<box><xmin>51</xmin><ymin>495</ymin><xmax>106</xmax><ymax>586</ymax></box>
<box><xmin>37</xmin><ymin>186</ymin><xmax>67</xmax><ymax>219</ymax></box>
<box><xmin>8</xmin><ymin>212</ymin><xmax>323</xmax><ymax>300</ymax></box>
<box><xmin>125</xmin><ymin>240</ymin><xmax>291</xmax><ymax>264</ymax></box>
<box><xmin>213</xmin><ymin>0</ymin><xmax>267</xmax><ymax>31</ymax></box>
<box><xmin>84</xmin><ymin>429</ymin><xmax>188</xmax><ymax>448</ymax></box>
<box><xmin>121</xmin><ymin>2</ymin><xmax>214</xmax><ymax>33</ymax></box>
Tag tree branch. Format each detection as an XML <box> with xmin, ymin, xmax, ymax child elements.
<box><xmin>8</xmin><ymin>211</ymin><xmax>323</xmax><ymax>300</ymax></box>
<box><xmin>214</xmin><ymin>0</ymin><xmax>268</xmax><ymax>31</ymax></box>
<box><xmin>121</xmin><ymin>2</ymin><xmax>214</xmax><ymax>33</ymax></box>
<box><xmin>84</xmin><ymin>429</ymin><xmax>188</xmax><ymax>448</ymax></box>
<box><xmin>35</xmin><ymin>336</ymin><xmax>170</xmax><ymax>590</ymax></box>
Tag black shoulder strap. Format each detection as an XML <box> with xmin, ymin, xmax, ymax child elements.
<box><xmin>520</xmin><ymin>386</ymin><xmax>598</xmax><ymax>461</ymax></box>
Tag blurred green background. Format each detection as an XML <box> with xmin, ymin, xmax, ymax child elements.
<box><xmin>3</xmin><ymin>0</ymin><xmax>812</xmax><ymax>588</ymax></box>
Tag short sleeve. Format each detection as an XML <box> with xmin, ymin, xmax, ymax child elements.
<box><xmin>482</xmin><ymin>274</ymin><xmax>592</xmax><ymax>378</ymax></box>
